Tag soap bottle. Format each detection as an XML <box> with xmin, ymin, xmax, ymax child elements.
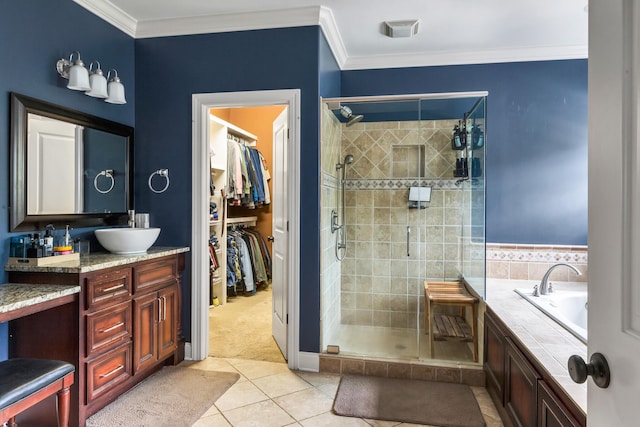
<box><xmin>43</xmin><ymin>225</ymin><xmax>54</xmax><ymax>256</ymax></box>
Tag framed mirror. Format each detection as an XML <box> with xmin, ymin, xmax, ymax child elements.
<box><xmin>10</xmin><ymin>93</ymin><xmax>134</xmax><ymax>231</ymax></box>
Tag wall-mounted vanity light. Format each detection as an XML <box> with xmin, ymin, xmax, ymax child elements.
<box><xmin>148</xmin><ymin>169</ymin><xmax>170</xmax><ymax>194</ymax></box>
<box><xmin>56</xmin><ymin>51</ymin><xmax>126</xmax><ymax>104</ymax></box>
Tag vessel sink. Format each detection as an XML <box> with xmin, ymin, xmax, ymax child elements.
<box><xmin>94</xmin><ymin>227</ymin><xmax>160</xmax><ymax>255</ymax></box>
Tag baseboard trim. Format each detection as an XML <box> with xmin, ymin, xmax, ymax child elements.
<box><xmin>184</xmin><ymin>342</ymin><xmax>193</xmax><ymax>360</ymax></box>
<box><xmin>297</xmin><ymin>351</ymin><xmax>319</xmax><ymax>372</ymax></box>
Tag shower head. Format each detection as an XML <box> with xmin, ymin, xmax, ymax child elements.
<box><xmin>340</xmin><ymin>106</ymin><xmax>364</xmax><ymax>127</ymax></box>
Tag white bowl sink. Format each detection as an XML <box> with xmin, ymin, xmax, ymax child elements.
<box><xmin>95</xmin><ymin>227</ymin><xmax>160</xmax><ymax>255</ymax></box>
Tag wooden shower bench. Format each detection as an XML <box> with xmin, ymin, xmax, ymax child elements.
<box><xmin>424</xmin><ymin>281</ymin><xmax>478</xmax><ymax>362</ymax></box>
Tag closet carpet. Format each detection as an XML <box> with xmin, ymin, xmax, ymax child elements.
<box><xmin>209</xmin><ymin>286</ymin><xmax>286</xmax><ymax>363</ymax></box>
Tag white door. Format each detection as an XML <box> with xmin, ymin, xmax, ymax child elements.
<box><xmin>587</xmin><ymin>1</ymin><xmax>640</xmax><ymax>425</ymax></box>
<box><xmin>271</xmin><ymin>107</ymin><xmax>288</xmax><ymax>358</ymax></box>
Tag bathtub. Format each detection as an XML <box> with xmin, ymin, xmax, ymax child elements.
<box><xmin>514</xmin><ymin>288</ymin><xmax>587</xmax><ymax>344</ymax></box>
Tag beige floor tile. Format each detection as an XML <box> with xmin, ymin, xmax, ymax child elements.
<box><xmin>223</xmin><ymin>399</ymin><xmax>295</xmax><ymax>426</ymax></box>
<box><xmin>214</xmin><ymin>380</ymin><xmax>269</xmax><ymax>412</ymax></box>
<box><xmin>294</xmin><ymin>371</ymin><xmax>341</xmax><ymax>387</ymax></box>
<box><xmin>185</xmin><ymin>357</ymin><xmax>246</xmax><ymax>376</ymax></box>
<box><xmin>192</xmin><ymin>413</ymin><xmax>232</xmax><ymax>427</ymax></box>
<box><xmin>201</xmin><ymin>404</ymin><xmax>221</xmax><ymax>418</ymax></box>
<box><xmin>229</xmin><ymin>358</ymin><xmax>291</xmax><ymax>380</ymax></box>
<box><xmin>363</xmin><ymin>419</ymin><xmax>402</xmax><ymax>426</ymax></box>
<box><xmin>299</xmin><ymin>412</ymin><xmax>372</xmax><ymax>426</ymax></box>
<box><xmin>316</xmin><ymin>382</ymin><xmax>339</xmax><ymax>399</ymax></box>
<box><xmin>252</xmin><ymin>371</ymin><xmax>313</xmax><ymax>398</ymax></box>
<box><xmin>273</xmin><ymin>387</ymin><xmax>335</xmax><ymax>421</ymax></box>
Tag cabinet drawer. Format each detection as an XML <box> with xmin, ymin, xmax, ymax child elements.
<box><xmin>86</xmin><ymin>301</ymin><xmax>132</xmax><ymax>357</ymax></box>
<box><xmin>134</xmin><ymin>258</ymin><xmax>177</xmax><ymax>293</ymax></box>
<box><xmin>86</xmin><ymin>268</ymin><xmax>132</xmax><ymax>310</ymax></box>
<box><xmin>86</xmin><ymin>342</ymin><xmax>132</xmax><ymax>402</ymax></box>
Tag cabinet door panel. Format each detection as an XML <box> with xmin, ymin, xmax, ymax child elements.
<box><xmin>537</xmin><ymin>381</ymin><xmax>581</xmax><ymax>427</ymax></box>
<box><xmin>158</xmin><ymin>284</ymin><xmax>178</xmax><ymax>360</ymax></box>
<box><xmin>505</xmin><ymin>337</ymin><xmax>541</xmax><ymax>427</ymax></box>
<box><xmin>133</xmin><ymin>292</ymin><xmax>158</xmax><ymax>374</ymax></box>
<box><xmin>484</xmin><ymin>311</ymin><xmax>505</xmax><ymax>404</ymax></box>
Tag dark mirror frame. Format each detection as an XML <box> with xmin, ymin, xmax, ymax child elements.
<box><xmin>10</xmin><ymin>92</ymin><xmax>134</xmax><ymax>231</ymax></box>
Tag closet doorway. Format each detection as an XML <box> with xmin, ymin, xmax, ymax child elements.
<box><xmin>209</xmin><ymin>105</ymin><xmax>286</xmax><ymax>362</ymax></box>
<box><xmin>191</xmin><ymin>90</ymin><xmax>301</xmax><ymax>369</ymax></box>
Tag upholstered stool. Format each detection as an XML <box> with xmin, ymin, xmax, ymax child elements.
<box><xmin>0</xmin><ymin>358</ymin><xmax>75</xmax><ymax>427</ymax></box>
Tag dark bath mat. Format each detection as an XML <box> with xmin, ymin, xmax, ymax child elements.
<box><xmin>333</xmin><ymin>375</ymin><xmax>485</xmax><ymax>427</ymax></box>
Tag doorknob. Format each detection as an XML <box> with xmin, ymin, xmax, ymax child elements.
<box><xmin>267</xmin><ymin>236</ymin><xmax>275</xmax><ymax>242</ymax></box>
<box><xmin>567</xmin><ymin>352</ymin><xmax>610</xmax><ymax>388</ymax></box>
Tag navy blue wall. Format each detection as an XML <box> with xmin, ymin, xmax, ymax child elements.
<box><xmin>0</xmin><ymin>2</ymin><xmax>587</xmax><ymax>359</ymax></box>
<box><xmin>134</xmin><ymin>27</ymin><xmax>326</xmax><ymax>352</ymax></box>
<box><xmin>0</xmin><ymin>0</ymin><xmax>135</xmax><ymax>359</ymax></box>
<box><xmin>342</xmin><ymin>60</ymin><xmax>588</xmax><ymax>246</ymax></box>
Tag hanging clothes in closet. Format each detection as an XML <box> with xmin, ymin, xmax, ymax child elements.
<box><xmin>226</xmin><ymin>226</ymin><xmax>272</xmax><ymax>296</ymax></box>
<box><xmin>226</xmin><ymin>135</ymin><xmax>271</xmax><ymax>208</ymax></box>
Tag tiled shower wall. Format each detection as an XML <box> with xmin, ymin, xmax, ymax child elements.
<box><xmin>320</xmin><ymin>105</ymin><xmax>342</xmax><ymax>349</ymax></box>
<box><xmin>340</xmin><ymin>119</ymin><xmax>465</xmax><ymax>328</ymax></box>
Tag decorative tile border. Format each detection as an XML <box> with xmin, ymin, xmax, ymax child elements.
<box><xmin>486</xmin><ymin>243</ymin><xmax>588</xmax><ymax>282</ymax></box>
<box><xmin>486</xmin><ymin>244</ymin><xmax>588</xmax><ymax>264</ymax></box>
<box><xmin>344</xmin><ymin>178</ymin><xmax>478</xmax><ymax>190</ymax></box>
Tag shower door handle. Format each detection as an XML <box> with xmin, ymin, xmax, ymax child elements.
<box><xmin>407</xmin><ymin>226</ymin><xmax>411</xmax><ymax>257</ymax></box>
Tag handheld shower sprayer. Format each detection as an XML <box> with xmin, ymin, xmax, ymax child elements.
<box><xmin>334</xmin><ymin>154</ymin><xmax>354</xmax><ymax>261</ymax></box>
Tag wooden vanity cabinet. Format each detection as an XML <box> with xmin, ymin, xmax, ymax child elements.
<box><xmin>484</xmin><ymin>308</ymin><xmax>586</xmax><ymax>427</ymax></box>
<box><xmin>8</xmin><ymin>252</ymin><xmax>185</xmax><ymax>427</ymax></box>
<box><xmin>133</xmin><ymin>281</ymin><xmax>178</xmax><ymax>374</ymax></box>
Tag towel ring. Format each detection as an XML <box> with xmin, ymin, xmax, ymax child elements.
<box><xmin>94</xmin><ymin>169</ymin><xmax>115</xmax><ymax>194</ymax></box>
<box><xmin>148</xmin><ymin>168</ymin><xmax>170</xmax><ymax>193</ymax></box>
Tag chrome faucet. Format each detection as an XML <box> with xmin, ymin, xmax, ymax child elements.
<box><xmin>128</xmin><ymin>210</ymin><xmax>136</xmax><ymax>228</ymax></box>
<box><xmin>534</xmin><ymin>263</ymin><xmax>582</xmax><ymax>296</ymax></box>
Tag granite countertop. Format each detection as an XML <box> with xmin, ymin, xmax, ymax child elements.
<box><xmin>0</xmin><ymin>283</ymin><xmax>81</xmax><ymax>315</ymax></box>
<box><xmin>486</xmin><ymin>278</ymin><xmax>587</xmax><ymax>414</ymax></box>
<box><xmin>5</xmin><ymin>247</ymin><xmax>190</xmax><ymax>274</ymax></box>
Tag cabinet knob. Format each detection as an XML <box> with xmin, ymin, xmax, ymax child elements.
<box><xmin>267</xmin><ymin>236</ymin><xmax>275</xmax><ymax>242</ymax></box>
<box><xmin>568</xmin><ymin>352</ymin><xmax>610</xmax><ymax>388</ymax></box>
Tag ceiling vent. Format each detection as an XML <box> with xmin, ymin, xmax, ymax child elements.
<box><xmin>383</xmin><ymin>20</ymin><xmax>420</xmax><ymax>38</ymax></box>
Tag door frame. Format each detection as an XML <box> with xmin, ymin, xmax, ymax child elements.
<box><xmin>190</xmin><ymin>89</ymin><xmax>301</xmax><ymax>369</ymax></box>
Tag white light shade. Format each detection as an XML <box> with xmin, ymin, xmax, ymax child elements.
<box><xmin>67</xmin><ymin>63</ymin><xmax>90</xmax><ymax>91</ymax></box>
<box><xmin>105</xmin><ymin>80</ymin><xmax>126</xmax><ymax>104</ymax></box>
<box><xmin>86</xmin><ymin>72</ymin><xmax>108</xmax><ymax>98</ymax></box>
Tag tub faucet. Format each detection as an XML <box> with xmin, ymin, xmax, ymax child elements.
<box><xmin>535</xmin><ymin>263</ymin><xmax>582</xmax><ymax>296</ymax></box>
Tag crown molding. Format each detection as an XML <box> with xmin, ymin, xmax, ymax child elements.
<box><xmin>74</xmin><ymin>0</ymin><xmax>586</xmax><ymax>70</ymax></box>
<box><xmin>318</xmin><ymin>6</ymin><xmax>348</xmax><ymax>69</ymax></box>
<box><xmin>342</xmin><ymin>44</ymin><xmax>589</xmax><ymax>70</ymax></box>
<box><xmin>73</xmin><ymin>0</ymin><xmax>137</xmax><ymax>37</ymax></box>
<box><xmin>135</xmin><ymin>6</ymin><xmax>323</xmax><ymax>39</ymax></box>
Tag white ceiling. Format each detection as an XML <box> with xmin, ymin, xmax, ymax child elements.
<box><xmin>74</xmin><ymin>0</ymin><xmax>588</xmax><ymax>70</ymax></box>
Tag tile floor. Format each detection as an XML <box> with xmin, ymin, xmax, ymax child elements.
<box><xmin>187</xmin><ymin>357</ymin><xmax>503</xmax><ymax>427</ymax></box>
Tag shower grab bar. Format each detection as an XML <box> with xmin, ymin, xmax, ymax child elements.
<box><xmin>407</xmin><ymin>226</ymin><xmax>411</xmax><ymax>257</ymax></box>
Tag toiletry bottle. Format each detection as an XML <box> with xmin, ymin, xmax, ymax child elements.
<box><xmin>64</xmin><ymin>225</ymin><xmax>71</xmax><ymax>247</ymax></box>
<box><xmin>43</xmin><ymin>225</ymin><xmax>54</xmax><ymax>256</ymax></box>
